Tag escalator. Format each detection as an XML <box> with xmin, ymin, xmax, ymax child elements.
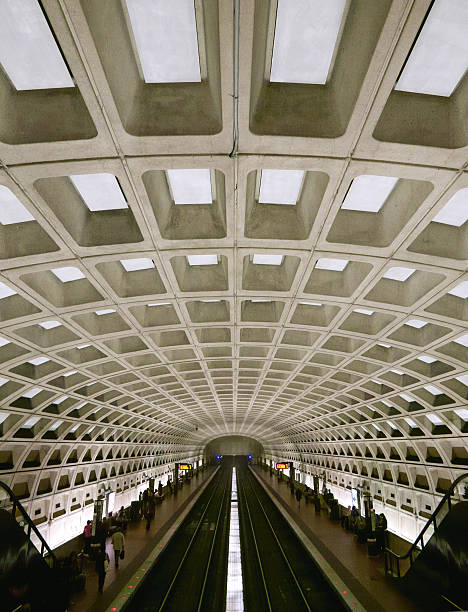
<box><xmin>0</xmin><ymin>481</ymin><xmax>69</xmax><ymax>612</ymax></box>
<box><xmin>385</xmin><ymin>473</ymin><xmax>468</xmax><ymax>611</ymax></box>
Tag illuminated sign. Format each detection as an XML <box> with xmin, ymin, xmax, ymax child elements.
<box><xmin>179</xmin><ymin>463</ymin><xmax>192</xmax><ymax>471</ymax></box>
<box><xmin>276</xmin><ymin>462</ymin><xmax>289</xmax><ymax>470</ymax></box>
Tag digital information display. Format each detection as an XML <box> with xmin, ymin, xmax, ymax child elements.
<box><xmin>276</xmin><ymin>462</ymin><xmax>289</xmax><ymax>470</ymax></box>
<box><xmin>179</xmin><ymin>463</ymin><xmax>192</xmax><ymax>471</ymax></box>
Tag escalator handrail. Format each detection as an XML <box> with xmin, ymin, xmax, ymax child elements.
<box><xmin>385</xmin><ymin>471</ymin><xmax>468</xmax><ymax>566</ymax></box>
<box><xmin>0</xmin><ymin>479</ymin><xmax>56</xmax><ymax>563</ymax></box>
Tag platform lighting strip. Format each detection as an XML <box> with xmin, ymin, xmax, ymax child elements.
<box><xmin>225</xmin><ymin>467</ymin><xmax>244</xmax><ymax>612</ymax></box>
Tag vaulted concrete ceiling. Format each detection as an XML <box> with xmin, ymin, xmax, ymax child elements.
<box><xmin>0</xmin><ymin>0</ymin><xmax>467</xmax><ymax>506</ymax></box>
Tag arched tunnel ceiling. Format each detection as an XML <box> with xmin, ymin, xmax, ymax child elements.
<box><xmin>0</xmin><ymin>0</ymin><xmax>467</xmax><ymax>501</ymax></box>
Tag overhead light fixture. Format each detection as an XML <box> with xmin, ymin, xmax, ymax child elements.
<box><xmin>0</xmin><ymin>337</ymin><xmax>11</xmax><ymax>347</ymax></box>
<box><xmin>405</xmin><ymin>319</ymin><xmax>427</xmax><ymax>329</ymax></box>
<box><xmin>448</xmin><ymin>281</ymin><xmax>468</xmax><ymax>299</ymax></box>
<box><xmin>270</xmin><ymin>0</ymin><xmax>347</xmax><ymax>84</ymax></box>
<box><xmin>383</xmin><ymin>267</ymin><xmax>416</xmax><ymax>282</ymax></box>
<box><xmin>95</xmin><ymin>309</ymin><xmax>117</xmax><ymax>316</ymax></box>
<box><xmin>395</xmin><ymin>0</ymin><xmax>468</xmax><ymax>97</ymax></box>
<box><xmin>126</xmin><ymin>0</ymin><xmax>201</xmax><ymax>83</ymax></box>
<box><xmin>187</xmin><ymin>254</ymin><xmax>218</xmax><ymax>266</ymax></box>
<box><xmin>70</xmin><ymin>173</ymin><xmax>128</xmax><ymax>212</ymax></box>
<box><xmin>51</xmin><ymin>267</ymin><xmax>85</xmax><ymax>283</ymax></box>
<box><xmin>404</xmin><ymin>417</ymin><xmax>417</xmax><ymax>428</ymax></box>
<box><xmin>22</xmin><ymin>416</ymin><xmax>41</xmax><ymax>429</ymax></box>
<box><xmin>424</xmin><ymin>384</ymin><xmax>443</xmax><ymax>396</ymax></box>
<box><xmin>148</xmin><ymin>302</ymin><xmax>171</xmax><ymax>307</ymax></box>
<box><xmin>28</xmin><ymin>356</ymin><xmax>50</xmax><ymax>366</ymax></box>
<box><xmin>353</xmin><ymin>308</ymin><xmax>374</xmax><ymax>315</ymax></box>
<box><xmin>0</xmin><ymin>282</ymin><xmax>17</xmax><ymax>299</ymax></box>
<box><xmin>252</xmin><ymin>254</ymin><xmax>283</xmax><ymax>266</ymax></box>
<box><xmin>39</xmin><ymin>320</ymin><xmax>62</xmax><ymax>330</ymax></box>
<box><xmin>426</xmin><ymin>413</ymin><xmax>443</xmax><ymax>425</ymax></box>
<box><xmin>341</xmin><ymin>175</ymin><xmax>398</xmax><ymax>212</ymax></box>
<box><xmin>167</xmin><ymin>169</ymin><xmax>212</xmax><ymax>205</ymax></box>
<box><xmin>258</xmin><ymin>169</ymin><xmax>304</xmax><ymax>205</ymax></box>
<box><xmin>0</xmin><ymin>0</ymin><xmax>74</xmax><ymax>90</ymax></box>
<box><xmin>299</xmin><ymin>301</ymin><xmax>322</xmax><ymax>306</ymax></box>
<box><xmin>454</xmin><ymin>334</ymin><xmax>468</xmax><ymax>347</ymax></box>
<box><xmin>0</xmin><ymin>186</ymin><xmax>35</xmax><ymax>225</ymax></box>
<box><xmin>315</xmin><ymin>258</ymin><xmax>348</xmax><ymax>271</ymax></box>
<box><xmin>22</xmin><ymin>388</ymin><xmax>42</xmax><ymax>399</ymax></box>
<box><xmin>417</xmin><ymin>355</ymin><xmax>437</xmax><ymax>363</ymax></box>
<box><xmin>120</xmin><ymin>258</ymin><xmax>154</xmax><ymax>272</ymax></box>
<box><xmin>432</xmin><ymin>188</ymin><xmax>468</xmax><ymax>226</ymax></box>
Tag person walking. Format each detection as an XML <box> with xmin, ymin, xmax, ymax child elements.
<box><xmin>95</xmin><ymin>546</ymin><xmax>109</xmax><ymax>594</ymax></box>
<box><xmin>111</xmin><ymin>528</ymin><xmax>125</xmax><ymax>568</ymax></box>
<box><xmin>144</xmin><ymin>493</ymin><xmax>155</xmax><ymax>531</ymax></box>
<box><xmin>83</xmin><ymin>520</ymin><xmax>92</xmax><ymax>555</ymax></box>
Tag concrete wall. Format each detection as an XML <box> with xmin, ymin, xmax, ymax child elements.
<box><xmin>205</xmin><ymin>435</ymin><xmax>264</xmax><ymax>459</ymax></box>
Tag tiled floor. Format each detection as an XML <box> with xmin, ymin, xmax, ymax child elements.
<box><xmin>253</xmin><ymin>466</ymin><xmax>423</xmax><ymax>612</ymax></box>
<box><xmin>54</xmin><ymin>469</ymin><xmax>214</xmax><ymax>612</ymax></box>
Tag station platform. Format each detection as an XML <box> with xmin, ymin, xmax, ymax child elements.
<box><xmin>53</xmin><ymin>468</ymin><xmax>215</xmax><ymax>612</ymax></box>
<box><xmin>252</xmin><ymin>466</ymin><xmax>423</xmax><ymax>612</ymax></box>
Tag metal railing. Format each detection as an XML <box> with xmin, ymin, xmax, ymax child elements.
<box><xmin>0</xmin><ymin>480</ymin><xmax>56</xmax><ymax>566</ymax></box>
<box><xmin>384</xmin><ymin>472</ymin><xmax>468</xmax><ymax>578</ymax></box>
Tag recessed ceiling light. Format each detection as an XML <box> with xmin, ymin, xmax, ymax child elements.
<box><xmin>417</xmin><ymin>355</ymin><xmax>437</xmax><ymax>363</ymax></box>
<box><xmin>120</xmin><ymin>258</ymin><xmax>154</xmax><ymax>272</ymax></box>
<box><xmin>258</xmin><ymin>169</ymin><xmax>304</xmax><ymax>205</ymax></box>
<box><xmin>167</xmin><ymin>169</ymin><xmax>212</xmax><ymax>205</ymax></box>
<box><xmin>69</xmin><ymin>423</ymin><xmax>80</xmax><ymax>433</ymax></box>
<box><xmin>432</xmin><ymin>188</ymin><xmax>468</xmax><ymax>227</ymax></box>
<box><xmin>70</xmin><ymin>173</ymin><xmax>128</xmax><ymax>212</ymax></box>
<box><xmin>395</xmin><ymin>0</ymin><xmax>468</xmax><ymax>97</ymax></box>
<box><xmin>298</xmin><ymin>301</ymin><xmax>322</xmax><ymax>306</ymax></box>
<box><xmin>0</xmin><ymin>337</ymin><xmax>11</xmax><ymax>347</ymax></box>
<box><xmin>455</xmin><ymin>408</ymin><xmax>468</xmax><ymax>420</ymax></box>
<box><xmin>400</xmin><ymin>393</ymin><xmax>413</xmax><ymax>402</ymax></box>
<box><xmin>22</xmin><ymin>387</ymin><xmax>42</xmax><ymax>399</ymax></box>
<box><xmin>77</xmin><ymin>344</ymin><xmax>91</xmax><ymax>350</ymax></box>
<box><xmin>39</xmin><ymin>320</ymin><xmax>62</xmax><ymax>330</ymax></box>
<box><xmin>424</xmin><ymin>384</ymin><xmax>443</xmax><ymax>396</ymax></box>
<box><xmin>63</xmin><ymin>370</ymin><xmax>77</xmax><ymax>377</ymax></box>
<box><xmin>51</xmin><ymin>267</ymin><xmax>86</xmax><ymax>283</ymax></box>
<box><xmin>454</xmin><ymin>334</ymin><xmax>468</xmax><ymax>347</ymax></box>
<box><xmin>200</xmin><ymin>299</ymin><xmax>222</xmax><ymax>303</ymax></box>
<box><xmin>390</xmin><ymin>369</ymin><xmax>404</xmax><ymax>375</ymax></box>
<box><xmin>383</xmin><ymin>267</ymin><xmax>416</xmax><ymax>282</ymax></box>
<box><xmin>387</xmin><ymin>421</ymin><xmax>397</xmax><ymax>430</ymax></box>
<box><xmin>22</xmin><ymin>416</ymin><xmax>40</xmax><ymax>428</ymax></box>
<box><xmin>270</xmin><ymin>0</ymin><xmax>347</xmax><ymax>84</ymax></box>
<box><xmin>448</xmin><ymin>281</ymin><xmax>468</xmax><ymax>299</ymax></box>
<box><xmin>315</xmin><ymin>258</ymin><xmax>348</xmax><ymax>271</ymax></box>
<box><xmin>404</xmin><ymin>417</ymin><xmax>417</xmax><ymax>428</ymax></box>
<box><xmin>95</xmin><ymin>309</ymin><xmax>116</xmax><ymax>316</ymax></box>
<box><xmin>49</xmin><ymin>420</ymin><xmax>63</xmax><ymax>431</ymax></box>
<box><xmin>426</xmin><ymin>413</ymin><xmax>444</xmax><ymax>425</ymax></box>
<box><xmin>252</xmin><ymin>254</ymin><xmax>283</xmax><ymax>266</ymax></box>
<box><xmin>0</xmin><ymin>378</ymin><xmax>8</xmax><ymax>387</ymax></box>
<box><xmin>28</xmin><ymin>356</ymin><xmax>50</xmax><ymax>366</ymax></box>
<box><xmin>148</xmin><ymin>302</ymin><xmax>171</xmax><ymax>307</ymax></box>
<box><xmin>377</xmin><ymin>343</ymin><xmax>391</xmax><ymax>349</ymax></box>
<box><xmin>0</xmin><ymin>282</ymin><xmax>17</xmax><ymax>299</ymax></box>
<box><xmin>0</xmin><ymin>186</ymin><xmax>35</xmax><ymax>225</ymax></box>
<box><xmin>353</xmin><ymin>308</ymin><xmax>374</xmax><ymax>315</ymax></box>
<box><xmin>126</xmin><ymin>0</ymin><xmax>201</xmax><ymax>83</ymax></box>
<box><xmin>405</xmin><ymin>319</ymin><xmax>427</xmax><ymax>329</ymax></box>
<box><xmin>455</xmin><ymin>374</ymin><xmax>468</xmax><ymax>386</ymax></box>
<box><xmin>0</xmin><ymin>0</ymin><xmax>74</xmax><ymax>90</ymax></box>
<box><xmin>54</xmin><ymin>395</ymin><xmax>68</xmax><ymax>404</ymax></box>
<box><xmin>187</xmin><ymin>254</ymin><xmax>218</xmax><ymax>266</ymax></box>
<box><xmin>341</xmin><ymin>175</ymin><xmax>398</xmax><ymax>213</ymax></box>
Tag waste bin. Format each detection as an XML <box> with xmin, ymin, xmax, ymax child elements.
<box><xmin>367</xmin><ymin>537</ymin><xmax>378</xmax><ymax>557</ymax></box>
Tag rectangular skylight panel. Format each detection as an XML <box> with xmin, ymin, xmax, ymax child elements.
<box><xmin>0</xmin><ymin>186</ymin><xmax>35</xmax><ymax>225</ymax></box>
<box><xmin>252</xmin><ymin>254</ymin><xmax>283</xmax><ymax>266</ymax></box>
<box><xmin>432</xmin><ymin>188</ymin><xmax>468</xmax><ymax>226</ymax></box>
<box><xmin>259</xmin><ymin>169</ymin><xmax>304</xmax><ymax>205</ymax></box>
<box><xmin>270</xmin><ymin>0</ymin><xmax>347</xmax><ymax>84</ymax></box>
<box><xmin>0</xmin><ymin>282</ymin><xmax>17</xmax><ymax>299</ymax></box>
<box><xmin>315</xmin><ymin>258</ymin><xmax>348</xmax><ymax>271</ymax></box>
<box><xmin>39</xmin><ymin>320</ymin><xmax>61</xmax><ymax>330</ymax></box>
<box><xmin>448</xmin><ymin>281</ymin><xmax>468</xmax><ymax>299</ymax></box>
<box><xmin>341</xmin><ymin>175</ymin><xmax>398</xmax><ymax>212</ymax></box>
<box><xmin>70</xmin><ymin>174</ymin><xmax>128</xmax><ymax>212</ymax></box>
<box><xmin>395</xmin><ymin>0</ymin><xmax>468</xmax><ymax>97</ymax></box>
<box><xmin>0</xmin><ymin>0</ymin><xmax>74</xmax><ymax>90</ymax></box>
<box><xmin>167</xmin><ymin>169</ymin><xmax>212</xmax><ymax>205</ymax></box>
<box><xmin>126</xmin><ymin>0</ymin><xmax>201</xmax><ymax>83</ymax></box>
<box><xmin>121</xmin><ymin>258</ymin><xmax>154</xmax><ymax>272</ymax></box>
<box><xmin>187</xmin><ymin>254</ymin><xmax>218</xmax><ymax>266</ymax></box>
<box><xmin>383</xmin><ymin>267</ymin><xmax>416</xmax><ymax>282</ymax></box>
<box><xmin>51</xmin><ymin>267</ymin><xmax>85</xmax><ymax>283</ymax></box>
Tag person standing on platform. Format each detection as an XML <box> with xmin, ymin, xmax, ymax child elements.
<box><xmin>144</xmin><ymin>492</ymin><xmax>156</xmax><ymax>531</ymax></box>
<box><xmin>111</xmin><ymin>527</ymin><xmax>125</xmax><ymax>568</ymax></box>
<box><xmin>83</xmin><ymin>520</ymin><xmax>92</xmax><ymax>555</ymax></box>
<box><xmin>295</xmin><ymin>487</ymin><xmax>302</xmax><ymax>507</ymax></box>
<box><xmin>95</xmin><ymin>546</ymin><xmax>109</xmax><ymax>594</ymax></box>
